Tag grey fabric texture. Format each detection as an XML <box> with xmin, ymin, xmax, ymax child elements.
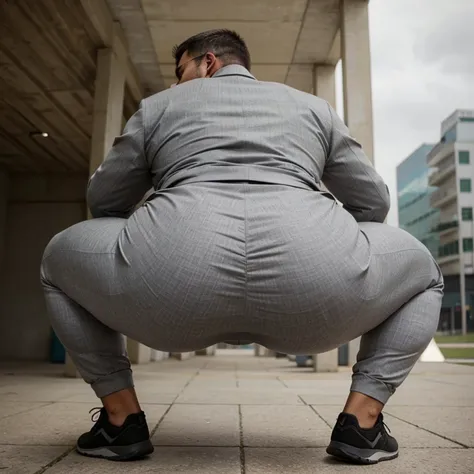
<box><xmin>41</xmin><ymin>65</ymin><xmax>443</xmax><ymax>402</ymax></box>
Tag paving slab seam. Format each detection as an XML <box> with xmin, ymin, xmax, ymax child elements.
<box><xmin>238</xmin><ymin>404</ymin><xmax>246</xmax><ymax>474</ymax></box>
<box><xmin>152</xmin><ymin>443</ymin><xmax>240</xmax><ymax>448</ymax></box>
<box><xmin>149</xmin><ymin>404</ymin><xmax>174</xmax><ymax>438</ymax></box>
<box><xmin>422</xmin><ymin>377</ymin><xmax>474</xmax><ymax>388</ymax></box>
<box><xmin>384</xmin><ymin>411</ymin><xmax>471</xmax><ymax>448</ymax></box>
<box><xmin>149</xmin><ymin>444</ymin><xmax>332</xmax><ymax>448</ymax></box>
<box><xmin>180</xmin><ymin>367</ymin><xmax>206</xmax><ymax>391</ymax></box>
<box><xmin>297</xmin><ymin>395</ymin><xmax>308</xmax><ymax>405</ymax></box>
<box><xmin>173</xmin><ymin>402</ymin><xmax>307</xmax><ymax>406</ymax></box>
<box><xmin>276</xmin><ymin>377</ymin><xmax>289</xmax><ymax>388</ymax></box>
<box><xmin>54</xmin><ymin>401</ymin><xmax>173</xmax><ymax>406</ymax></box>
<box><xmin>0</xmin><ymin>443</ymin><xmax>73</xmax><ymax>447</ymax></box>
<box><xmin>0</xmin><ymin>402</ymin><xmax>54</xmax><ymax>421</ymax></box>
<box><xmin>309</xmin><ymin>405</ymin><xmax>332</xmax><ymax>428</ymax></box>
<box><xmin>388</xmin><ymin>404</ymin><xmax>474</xmax><ymax>408</ymax></box>
<box><xmin>243</xmin><ymin>445</ymin><xmax>468</xmax><ymax>450</ymax></box>
<box><xmin>32</xmin><ymin>446</ymin><xmax>75</xmax><ymax>474</ymax></box>
<box><xmin>148</xmin><ymin>367</ymin><xmax>203</xmax><ymax>439</ymax></box>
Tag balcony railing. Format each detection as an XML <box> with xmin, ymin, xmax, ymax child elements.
<box><xmin>428</xmin><ymin>161</ymin><xmax>455</xmax><ymax>186</ymax></box>
<box><xmin>431</xmin><ymin>186</ymin><xmax>456</xmax><ymax>208</ymax></box>
<box><xmin>427</xmin><ymin>142</ymin><xmax>455</xmax><ymax>167</ymax></box>
<box><xmin>432</xmin><ymin>220</ymin><xmax>458</xmax><ymax>233</ymax></box>
<box><xmin>438</xmin><ymin>239</ymin><xmax>459</xmax><ymax>258</ymax></box>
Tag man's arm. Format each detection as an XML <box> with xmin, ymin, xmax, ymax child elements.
<box><xmin>87</xmin><ymin>104</ymin><xmax>152</xmax><ymax>219</ymax></box>
<box><xmin>321</xmin><ymin>103</ymin><xmax>390</xmax><ymax>223</ymax></box>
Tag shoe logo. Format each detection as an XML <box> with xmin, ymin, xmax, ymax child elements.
<box><xmin>341</xmin><ymin>426</ymin><xmax>383</xmax><ymax>448</ymax></box>
<box><xmin>95</xmin><ymin>428</ymin><xmax>120</xmax><ymax>444</ymax></box>
<box><xmin>362</xmin><ymin>431</ymin><xmax>382</xmax><ymax>448</ymax></box>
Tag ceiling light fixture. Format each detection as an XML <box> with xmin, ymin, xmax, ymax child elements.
<box><xmin>29</xmin><ymin>131</ymin><xmax>49</xmax><ymax>138</ymax></box>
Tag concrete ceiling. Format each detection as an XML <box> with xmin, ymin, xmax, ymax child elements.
<box><xmin>108</xmin><ymin>0</ymin><xmax>341</xmax><ymax>93</ymax></box>
<box><xmin>0</xmin><ymin>0</ymin><xmax>341</xmax><ymax>174</ymax></box>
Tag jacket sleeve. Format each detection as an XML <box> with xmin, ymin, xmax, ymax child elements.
<box><xmin>87</xmin><ymin>103</ymin><xmax>152</xmax><ymax>219</ymax></box>
<box><xmin>321</xmin><ymin>103</ymin><xmax>390</xmax><ymax>223</ymax></box>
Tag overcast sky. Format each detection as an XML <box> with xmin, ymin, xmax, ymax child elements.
<box><xmin>347</xmin><ymin>0</ymin><xmax>474</xmax><ymax>226</ymax></box>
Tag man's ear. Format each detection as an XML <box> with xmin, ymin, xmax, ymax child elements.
<box><xmin>205</xmin><ymin>52</ymin><xmax>220</xmax><ymax>77</ymax></box>
<box><xmin>206</xmin><ymin>52</ymin><xmax>215</xmax><ymax>67</ymax></box>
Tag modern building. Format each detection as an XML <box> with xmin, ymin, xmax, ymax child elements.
<box><xmin>427</xmin><ymin>109</ymin><xmax>474</xmax><ymax>334</ymax></box>
<box><xmin>397</xmin><ymin>144</ymin><xmax>438</xmax><ymax>257</ymax></box>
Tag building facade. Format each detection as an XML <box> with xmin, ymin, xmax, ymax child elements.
<box><xmin>397</xmin><ymin>144</ymin><xmax>438</xmax><ymax>257</ymax></box>
<box><xmin>427</xmin><ymin>109</ymin><xmax>474</xmax><ymax>334</ymax></box>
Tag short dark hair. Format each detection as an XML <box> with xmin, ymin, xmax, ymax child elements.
<box><xmin>172</xmin><ymin>29</ymin><xmax>251</xmax><ymax>71</ymax></box>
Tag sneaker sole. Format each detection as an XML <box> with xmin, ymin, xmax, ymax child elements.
<box><xmin>77</xmin><ymin>439</ymin><xmax>154</xmax><ymax>461</ymax></box>
<box><xmin>326</xmin><ymin>441</ymin><xmax>399</xmax><ymax>465</ymax></box>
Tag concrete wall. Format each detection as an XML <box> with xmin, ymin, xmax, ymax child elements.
<box><xmin>457</xmin><ymin>122</ymin><xmax>474</xmax><ymax>143</ymax></box>
<box><xmin>0</xmin><ymin>174</ymin><xmax>87</xmax><ymax>361</ymax></box>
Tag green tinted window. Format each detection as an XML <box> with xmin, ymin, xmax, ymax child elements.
<box><xmin>459</xmin><ymin>151</ymin><xmax>470</xmax><ymax>164</ymax></box>
<box><xmin>462</xmin><ymin>207</ymin><xmax>473</xmax><ymax>221</ymax></box>
<box><xmin>463</xmin><ymin>238</ymin><xmax>473</xmax><ymax>252</ymax></box>
<box><xmin>460</xmin><ymin>179</ymin><xmax>471</xmax><ymax>192</ymax></box>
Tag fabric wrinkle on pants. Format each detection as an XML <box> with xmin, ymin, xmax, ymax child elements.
<box><xmin>40</xmin><ymin>182</ymin><xmax>443</xmax><ymax>403</ymax></box>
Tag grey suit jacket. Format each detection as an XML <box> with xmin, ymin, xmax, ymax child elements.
<box><xmin>88</xmin><ymin>65</ymin><xmax>390</xmax><ymax>223</ymax></box>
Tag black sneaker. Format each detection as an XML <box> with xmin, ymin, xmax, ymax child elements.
<box><xmin>76</xmin><ymin>408</ymin><xmax>154</xmax><ymax>461</ymax></box>
<box><xmin>326</xmin><ymin>412</ymin><xmax>399</xmax><ymax>464</ymax></box>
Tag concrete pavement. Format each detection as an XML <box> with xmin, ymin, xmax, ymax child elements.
<box><xmin>437</xmin><ymin>343</ymin><xmax>474</xmax><ymax>348</ymax></box>
<box><xmin>0</xmin><ymin>349</ymin><xmax>473</xmax><ymax>473</ymax></box>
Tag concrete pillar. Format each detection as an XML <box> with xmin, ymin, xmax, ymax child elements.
<box><xmin>313</xmin><ymin>349</ymin><xmax>338</xmax><ymax>372</ymax></box>
<box><xmin>171</xmin><ymin>352</ymin><xmax>195</xmax><ymax>361</ymax></box>
<box><xmin>254</xmin><ymin>345</ymin><xmax>276</xmax><ymax>357</ymax></box>
<box><xmin>313</xmin><ymin>65</ymin><xmax>336</xmax><ymax>109</ymax></box>
<box><xmin>151</xmin><ymin>350</ymin><xmax>169</xmax><ymax>362</ymax></box>
<box><xmin>341</xmin><ymin>0</ymin><xmax>374</xmax><ymax>163</ymax></box>
<box><xmin>64</xmin><ymin>354</ymin><xmax>80</xmax><ymax>378</ymax></box>
<box><xmin>347</xmin><ymin>337</ymin><xmax>361</xmax><ymax>367</ymax></box>
<box><xmin>89</xmin><ymin>48</ymin><xmax>125</xmax><ymax>176</ymax></box>
<box><xmin>127</xmin><ymin>339</ymin><xmax>151</xmax><ymax>364</ymax></box>
<box><xmin>195</xmin><ymin>345</ymin><xmax>217</xmax><ymax>356</ymax></box>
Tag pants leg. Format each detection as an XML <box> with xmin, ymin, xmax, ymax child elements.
<box><xmin>41</xmin><ymin>218</ymin><xmax>133</xmax><ymax>398</ymax></box>
<box><xmin>41</xmin><ymin>281</ymin><xmax>133</xmax><ymax>398</ymax></box>
<box><xmin>350</xmin><ymin>279</ymin><xmax>443</xmax><ymax>404</ymax></box>
<box><xmin>347</xmin><ymin>223</ymin><xmax>444</xmax><ymax>404</ymax></box>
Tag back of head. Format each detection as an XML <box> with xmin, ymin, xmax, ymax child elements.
<box><xmin>173</xmin><ymin>29</ymin><xmax>251</xmax><ymax>72</ymax></box>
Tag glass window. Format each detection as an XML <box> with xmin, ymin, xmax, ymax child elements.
<box><xmin>462</xmin><ymin>207</ymin><xmax>473</xmax><ymax>221</ymax></box>
<box><xmin>463</xmin><ymin>238</ymin><xmax>474</xmax><ymax>252</ymax></box>
<box><xmin>443</xmin><ymin>240</ymin><xmax>459</xmax><ymax>256</ymax></box>
<box><xmin>460</xmin><ymin>179</ymin><xmax>472</xmax><ymax>192</ymax></box>
<box><xmin>459</xmin><ymin>151</ymin><xmax>470</xmax><ymax>164</ymax></box>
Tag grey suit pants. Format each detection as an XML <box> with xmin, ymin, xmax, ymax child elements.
<box><xmin>40</xmin><ymin>183</ymin><xmax>443</xmax><ymax>403</ymax></box>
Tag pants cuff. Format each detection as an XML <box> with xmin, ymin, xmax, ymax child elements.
<box><xmin>90</xmin><ymin>368</ymin><xmax>134</xmax><ymax>398</ymax></box>
<box><xmin>350</xmin><ymin>372</ymin><xmax>394</xmax><ymax>405</ymax></box>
